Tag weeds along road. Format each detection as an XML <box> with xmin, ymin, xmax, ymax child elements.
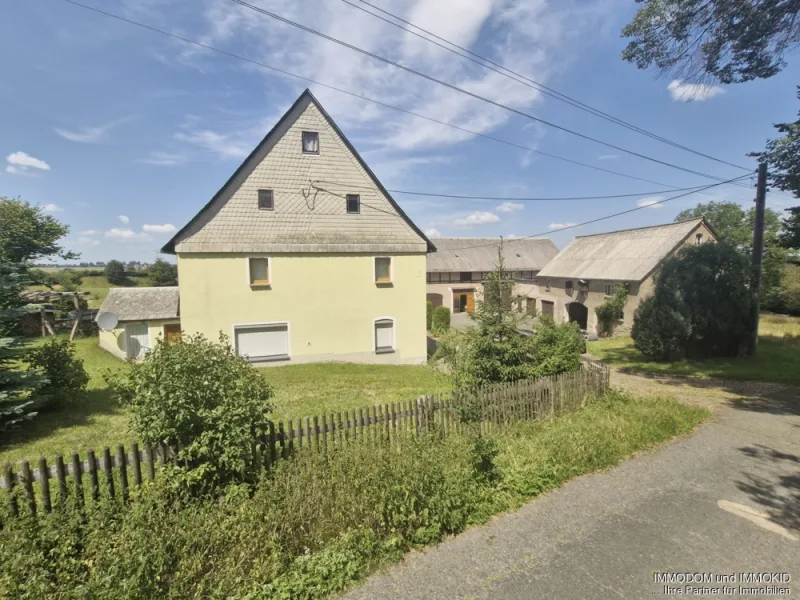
<box><xmin>341</xmin><ymin>372</ymin><xmax>800</xmax><ymax>600</ymax></box>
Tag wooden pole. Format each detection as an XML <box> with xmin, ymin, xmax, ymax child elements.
<box><xmin>749</xmin><ymin>162</ymin><xmax>768</xmax><ymax>356</ymax></box>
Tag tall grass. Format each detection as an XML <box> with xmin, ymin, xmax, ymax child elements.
<box><xmin>0</xmin><ymin>391</ymin><xmax>707</xmax><ymax>600</ymax></box>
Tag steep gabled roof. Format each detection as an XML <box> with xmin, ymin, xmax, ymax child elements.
<box><xmin>426</xmin><ymin>238</ymin><xmax>558</xmax><ymax>272</ymax></box>
<box><xmin>162</xmin><ymin>89</ymin><xmax>434</xmax><ymax>254</ymax></box>
<box><xmin>537</xmin><ymin>218</ymin><xmax>713</xmax><ymax>281</ymax></box>
<box><xmin>96</xmin><ymin>287</ymin><xmax>180</xmax><ymax>322</ymax></box>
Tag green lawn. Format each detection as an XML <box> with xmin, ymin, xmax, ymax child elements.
<box><xmin>0</xmin><ymin>337</ymin><xmax>450</xmax><ymax>466</ymax></box>
<box><xmin>80</xmin><ymin>275</ymin><xmax>151</xmax><ymax>308</ymax></box>
<box><xmin>588</xmin><ymin>313</ymin><xmax>800</xmax><ymax>384</ymax></box>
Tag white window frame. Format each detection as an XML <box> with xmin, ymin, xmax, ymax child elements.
<box><xmin>231</xmin><ymin>321</ymin><xmax>291</xmax><ymax>362</ymax></box>
<box><xmin>346</xmin><ymin>194</ymin><xmax>361</xmax><ymax>214</ymax></box>
<box><xmin>373</xmin><ymin>317</ymin><xmax>396</xmax><ymax>354</ymax></box>
<box><xmin>258</xmin><ymin>189</ymin><xmax>274</xmax><ymax>211</ymax></box>
<box><xmin>246</xmin><ymin>256</ymin><xmax>272</xmax><ymax>288</ymax></box>
<box><xmin>374</xmin><ymin>256</ymin><xmax>393</xmax><ymax>284</ymax></box>
<box><xmin>604</xmin><ymin>283</ymin><xmax>614</xmax><ymax>297</ymax></box>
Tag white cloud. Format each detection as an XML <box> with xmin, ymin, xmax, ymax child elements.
<box><xmin>77</xmin><ymin>236</ymin><xmax>100</xmax><ymax>246</ymax></box>
<box><xmin>637</xmin><ymin>196</ymin><xmax>665</xmax><ymax>209</ymax></box>
<box><xmin>80</xmin><ymin>230</ymin><xmax>98</xmax><ymax>236</ymax></box>
<box><xmin>424</xmin><ymin>228</ymin><xmax>441</xmax><ymax>237</ymax></box>
<box><xmin>454</xmin><ymin>211</ymin><xmax>501</xmax><ymax>227</ymax></box>
<box><xmin>597</xmin><ymin>154</ymin><xmax>619</xmax><ymax>160</ymax></box>
<box><xmin>174</xmin><ymin>129</ymin><xmax>252</xmax><ymax>160</ymax></box>
<box><xmin>495</xmin><ymin>202</ymin><xmax>524</xmax><ymax>213</ymax></box>
<box><xmin>105</xmin><ymin>228</ymin><xmax>152</xmax><ymax>242</ymax></box>
<box><xmin>6</xmin><ymin>151</ymin><xmax>50</xmax><ymax>174</ymax></box>
<box><xmin>548</xmin><ymin>222</ymin><xmax>578</xmax><ymax>230</ymax></box>
<box><xmin>55</xmin><ymin>126</ymin><xmax>107</xmax><ymax>144</ymax></box>
<box><xmin>506</xmin><ymin>234</ymin><xmax>519</xmax><ymax>239</ymax></box>
<box><xmin>667</xmin><ymin>80</ymin><xmax>725</xmax><ymax>102</ymax></box>
<box><xmin>142</xmin><ymin>223</ymin><xmax>177</xmax><ymax>234</ymax></box>
<box><xmin>143</xmin><ymin>0</ymin><xmax>617</xmax><ymax>160</ymax></box>
<box><xmin>41</xmin><ymin>203</ymin><xmax>63</xmax><ymax>213</ymax></box>
<box><xmin>118</xmin><ymin>215</ymin><xmax>130</xmax><ymax>225</ymax></box>
<box><xmin>138</xmin><ymin>151</ymin><xmax>188</xmax><ymax>166</ymax></box>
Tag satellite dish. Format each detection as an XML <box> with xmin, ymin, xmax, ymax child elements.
<box><xmin>96</xmin><ymin>312</ymin><xmax>119</xmax><ymax>331</ymax></box>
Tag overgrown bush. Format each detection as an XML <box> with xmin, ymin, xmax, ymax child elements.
<box><xmin>426</xmin><ymin>300</ymin><xmax>433</xmax><ymax>330</ymax></box>
<box><xmin>27</xmin><ymin>338</ymin><xmax>89</xmax><ymax>408</ymax></box>
<box><xmin>763</xmin><ymin>263</ymin><xmax>800</xmax><ymax>316</ymax></box>
<box><xmin>431</xmin><ymin>306</ymin><xmax>450</xmax><ymax>335</ymax></box>
<box><xmin>106</xmin><ymin>333</ymin><xmax>274</xmax><ymax>493</ymax></box>
<box><xmin>632</xmin><ymin>242</ymin><xmax>755</xmax><ymax>360</ymax></box>
<box><xmin>595</xmin><ymin>283</ymin><xmax>629</xmax><ymax>336</ymax></box>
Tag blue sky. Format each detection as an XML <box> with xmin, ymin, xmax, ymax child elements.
<box><xmin>2</xmin><ymin>0</ymin><xmax>798</xmax><ymax>263</ymax></box>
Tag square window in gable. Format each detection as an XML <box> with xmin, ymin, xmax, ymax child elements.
<box><xmin>258</xmin><ymin>189</ymin><xmax>274</xmax><ymax>211</ymax></box>
<box><xmin>347</xmin><ymin>194</ymin><xmax>360</xmax><ymax>214</ymax></box>
<box><xmin>302</xmin><ymin>131</ymin><xmax>319</xmax><ymax>154</ymax></box>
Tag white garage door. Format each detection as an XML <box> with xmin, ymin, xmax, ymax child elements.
<box><xmin>235</xmin><ymin>323</ymin><xmax>289</xmax><ymax>361</ymax></box>
<box><xmin>125</xmin><ymin>323</ymin><xmax>150</xmax><ymax>360</ymax></box>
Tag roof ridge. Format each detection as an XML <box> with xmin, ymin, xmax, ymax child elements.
<box><xmin>573</xmin><ymin>217</ymin><xmax>703</xmax><ymax>239</ymax></box>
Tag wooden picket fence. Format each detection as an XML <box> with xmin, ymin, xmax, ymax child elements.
<box><xmin>1</xmin><ymin>359</ymin><xmax>609</xmax><ymax>517</ymax></box>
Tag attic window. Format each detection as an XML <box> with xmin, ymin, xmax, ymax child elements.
<box><xmin>302</xmin><ymin>131</ymin><xmax>319</xmax><ymax>154</ymax></box>
<box><xmin>258</xmin><ymin>189</ymin><xmax>274</xmax><ymax>211</ymax></box>
<box><xmin>695</xmin><ymin>233</ymin><xmax>703</xmax><ymax>245</ymax></box>
<box><xmin>347</xmin><ymin>194</ymin><xmax>360</xmax><ymax>214</ymax></box>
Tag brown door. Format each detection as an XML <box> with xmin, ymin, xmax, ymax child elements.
<box><xmin>163</xmin><ymin>323</ymin><xmax>182</xmax><ymax>343</ymax></box>
<box><xmin>453</xmin><ymin>290</ymin><xmax>475</xmax><ymax>313</ymax></box>
<box><xmin>541</xmin><ymin>300</ymin><xmax>554</xmax><ymax>319</ymax></box>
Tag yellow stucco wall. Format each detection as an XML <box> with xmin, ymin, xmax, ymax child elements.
<box><xmin>176</xmin><ymin>252</ymin><xmax>427</xmax><ymax>365</ymax></box>
<box><xmin>98</xmin><ymin>319</ymin><xmax>181</xmax><ymax>360</ymax></box>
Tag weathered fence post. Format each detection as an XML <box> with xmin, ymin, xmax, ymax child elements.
<box><xmin>20</xmin><ymin>461</ymin><xmax>35</xmax><ymax>515</ymax></box>
<box><xmin>4</xmin><ymin>463</ymin><xmax>18</xmax><ymax>516</ymax></box>
<box><xmin>38</xmin><ymin>457</ymin><xmax>51</xmax><ymax>512</ymax></box>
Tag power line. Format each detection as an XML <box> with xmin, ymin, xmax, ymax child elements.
<box><xmin>342</xmin><ymin>0</ymin><xmax>751</xmax><ymax>173</ymax></box>
<box><xmin>312</xmin><ymin>180</ymin><xmax>728</xmax><ymax>202</ymax></box>
<box><xmin>227</xmin><ymin>0</ymin><xmax>751</xmax><ymax>185</ymax></box>
<box><xmin>61</xmin><ymin>0</ymin><xmax>747</xmax><ymax>200</ymax></box>
<box><xmin>447</xmin><ymin>174</ymin><xmax>753</xmax><ymax>251</ymax></box>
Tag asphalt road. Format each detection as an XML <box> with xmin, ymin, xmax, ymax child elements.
<box><xmin>341</xmin><ymin>385</ymin><xmax>800</xmax><ymax>599</ymax></box>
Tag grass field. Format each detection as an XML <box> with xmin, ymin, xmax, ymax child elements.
<box><xmin>28</xmin><ymin>273</ymin><xmax>153</xmax><ymax>308</ymax></box>
<box><xmin>588</xmin><ymin>312</ymin><xmax>800</xmax><ymax>383</ymax></box>
<box><xmin>0</xmin><ymin>337</ymin><xmax>450</xmax><ymax>466</ymax></box>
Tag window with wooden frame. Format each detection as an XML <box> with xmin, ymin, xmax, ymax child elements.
<box><xmin>258</xmin><ymin>189</ymin><xmax>274</xmax><ymax>211</ymax></box>
<box><xmin>346</xmin><ymin>194</ymin><xmax>360</xmax><ymax>214</ymax></box>
<box><xmin>374</xmin><ymin>257</ymin><xmax>392</xmax><ymax>284</ymax></box>
<box><xmin>248</xmin><ymin>257</ymin><xmax>270</xmax><ymax>286</ymax></box>
<box><xmin>302</xmin><ymin>131</ymin><xmax>319</xmax><ymax>154</ymax></box>
<box><xmin>695</xmin><ymin>233</ymin><xmax>703</xmax><ymax>245</ymax></box>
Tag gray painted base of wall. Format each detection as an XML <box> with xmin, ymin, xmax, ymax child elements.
<box><xmin>252</xmin><ymin>350</ymin><xmax>427</xmax><ymax>367</ymax></box>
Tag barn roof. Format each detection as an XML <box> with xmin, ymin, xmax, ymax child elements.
<box><xmin>96</xmin><ymin>287</ymin><xmax>179</xmax><ymax>322</ymax></box>
<box><xmin>426</xmin><ymin>238</ymin><xmax>559</xmax><ymax>272</ymax></box>
<box><xmin>537</xmin><ymin>218</ymin><xmax>711</xmax><ymax>282</ymax></box>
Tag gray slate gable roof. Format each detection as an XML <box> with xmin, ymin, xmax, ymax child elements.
<box><xmin>161</xmin><ymin>89</ymin><xmax>434</xmax><ymax>254</ymax></box>
<box><xmin>537</xmin><ymin>218</ymin><xmax>711</xmax><ymax>282</ymax></box>
<box><xmin>427</xmin><ymin>238</ymin><xmax>559</xmax><ymax>272</ymax></box>
<box><xmin>96</xmin><ymin>287</ymin><xmax>179</xmax><ymax>322</ymax></box>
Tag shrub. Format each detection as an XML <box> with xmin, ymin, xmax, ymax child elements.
<box><xmin>104</xmin><ymin>260</ymin><xmax>126</xmax><ymax>285</ymax></box>
<box><xmin>632</xmin><ymin>242</ymin><xmax>755</xmax><ymax>360</ymax></box>
<box><xmin>431</xmin><ymin>306</ymin><xmax>450</xmax><ymax>335</ymax></box>
<box><xmin>595</xmin><ymin>283</ymin><xmax>629</xmax><ymax>337</ymax></box>
<box><xmin>27</xmin><ymin>338</ymin><xmax>89</xmax><ymax>408</ymax></box>
<box><xmin>148</xmin><ymin>259</ymin><xmax>178</xmax><ymax>287</ymax></box>
<box><xmin>106</xmin><ymin>333</ymin><xmax>274</xmax><ymax>492</ymax></box>
<box><xmin>426</xmin><ymin>300</ymin><xmax>433</xmax><ymax>330</ymax></box>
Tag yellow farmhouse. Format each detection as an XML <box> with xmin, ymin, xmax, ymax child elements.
<box><xmin>99</xmin><ymin>89</ymin><xmax>434</xmax><ymax>365</ymax></box>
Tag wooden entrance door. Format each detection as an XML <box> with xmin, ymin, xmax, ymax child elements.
<box><xmin>541</xmin><ymin>300</ymin><xmax>554</xmax><ymax>319</ymax></box>
<box><xmin>453</xmin><ymin>290</ymin><xmax>475</xmax><ymax>313</ymax></box>
<box><xmin>163</xmin><ymin>323</ymin><xmax>182</xmax><ymax>343</ymax></box>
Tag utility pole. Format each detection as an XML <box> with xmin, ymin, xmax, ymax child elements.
<box><xmin>749</xmin><ymin>162</ymin><xmax>768</xmax><ymax>356</ymax></box>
